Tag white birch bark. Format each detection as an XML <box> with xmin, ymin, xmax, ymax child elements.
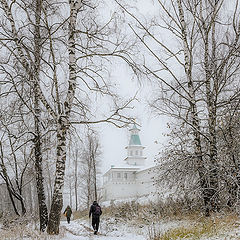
<box><xmin>200</xmin><ymin>1</ymin><xmax>219</xmax><ymax>211</ymax></box>
<box><xmin>47</xmin><ymin>0</ymin><xmax>82</xmax><ymax>234</ymax></box>
<box><xmin>33</xmin><ymin>0</ymin><xmax>49</xmax><ymax>231</ymax></box>
<box><xmin>177</xmin><ymin>0</ymin><xmax>215</xmax><ymax>215</ymax></box>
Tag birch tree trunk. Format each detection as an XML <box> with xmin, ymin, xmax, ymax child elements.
<box><xmin>47</xmin><ymin>0</ymin><xmax>80</xmax><ymax>234</ymax></box>
<box><xmin>33</xmin><ymin>78</ymin><xmax>49</xmax><ymax>231</ymax></box>
<box><xmin>33</xmin><ymin>0</ymin><xmax>49</xmax><ymax>231</ymax></box>
<box><xmin>199</xmin><ymin>0</ymin><xmax>219</xmax><ymax>211</ymax></box>
<box><xmin>177</xmin><ymin>0</ymin><xmax>218</xmax><ymax>215</ymax></box>
<box><xmin>47</xmin><ymin>119</ymin><xmax>67</xmax><ymax>234</ymax></box>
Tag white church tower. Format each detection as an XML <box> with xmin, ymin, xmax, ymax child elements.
<box><xmin>125</xmin><ymin>124</ymin><xmax>146</xmax><ymax>166</ymax></box>
<box><xmin>102</xmin><ymin>124</ymin><xmax>156</xmax><ymax>201</ymax></box>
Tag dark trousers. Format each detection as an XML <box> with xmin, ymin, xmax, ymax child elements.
<box><xmin>92</xmin><ymin>216</ymin><xmax>100</xmax><ymax>231</ymax></box>
<box><xmin>67</xmin><ymin>216</ymin><xmax>70</xmax><ymax>223</ymax></box>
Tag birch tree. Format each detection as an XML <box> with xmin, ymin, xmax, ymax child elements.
<box><xmin>33</xmin><ymin>0</ymin><xmax>48</xmax><ymax>231</ymax></box>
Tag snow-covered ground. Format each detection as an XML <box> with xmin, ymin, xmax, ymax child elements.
<box><xmin>1</xmin><ymin>215</ymin><xmax>240</xmax><ymax>239</ymax></box>
<box><xmin>0</xmin><ymin>217</ymin><xmax>149</xmax><ymax>240</ymax></box>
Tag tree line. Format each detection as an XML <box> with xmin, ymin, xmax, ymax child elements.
<box><xmin>114</xmin><ymin>0</ymin><xmax>240</xmax><ymax>216</ymax></box>
<box><xmin>0</xmin><ymin>0</ymin><xmax>240</xmax><ymax>236</ymax></box>
<box><xmin>0</xmin><ymin>0</ymin><xmax>136</xmax><ymax>234</ymax></box>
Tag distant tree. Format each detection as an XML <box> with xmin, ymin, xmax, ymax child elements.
<box><xmin>79</xmin><ymin>129</ymin><xmax>102</xmax><ymax>209</ymax></box>
<box><xmin>0</xmin><ymin>123</ymin><xmax>32</xmax><ymax>216</ymax></box>
<box><xmin>70</xmin><ymin>137</ymin><xmax>81</xmax><ymax>211</ymax></box>
<box><xmin>0</xmin><ymin>141</ymin><xmax>20</xmax><ymax>216</ymax></box>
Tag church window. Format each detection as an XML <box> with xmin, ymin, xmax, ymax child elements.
<box><xmin>124</xmin><ymin>173</ymin><xmax>127</xmax><ymax>179</ymax></box>
<box><xmin>136</xmin><ymin>150</ymin><xmax>138</xmax><ymax>155</ymax></box>
<box><xmin>117</xmin><ymin>172</ymin><xmax>121</xmax><ymax>178</ymax></box>
<box><xmin>140</xmin><ymin>150</ymin><xmax>142</xmax><ymax>156</ymax></box>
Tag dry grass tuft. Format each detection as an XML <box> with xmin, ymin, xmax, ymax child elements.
<box><xmin>147</xmin><ymin>213</ymin><xmax>238</xmax><ymax>240</ymax></box>
<box><xmin>0</xmin><ymin>224</ymin><xmax>66</xmax><ymax>240</ymax></box>
<box><xmin>0</xmin><ymin>215</ymin><xmax>66</xmax><ymax>240</ymax></box>
<box><xmin>72</xmin><ymin>209</ymin><xmax>88</xmax><ymax>220</ymax></box>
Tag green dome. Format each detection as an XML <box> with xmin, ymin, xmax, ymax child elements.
<box><xmin>129</xmin><ymin>134</ymin><xmax>141</xmax><ymax>145</ymax></box>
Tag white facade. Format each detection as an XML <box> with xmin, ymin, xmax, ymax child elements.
<box><xmin>102</xmin><ymin>125</ymin><xmax>157</xmax><ymax>201</ymax></box>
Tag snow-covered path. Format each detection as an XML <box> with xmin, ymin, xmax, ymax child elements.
<box><xmin>60</xmin><ymin>219</ymin><xmax>147</xmax><ymax>240</ymax></box>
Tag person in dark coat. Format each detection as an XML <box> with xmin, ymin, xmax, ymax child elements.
<box><xmin>89</xmin><ymin>200</ymin><xmax>102</xmax><ymax>235</ymax></box>
<box><xmin>63</xmin><ymin>205</ymin><xmax>72</xmax><ymax>224</ymax></box>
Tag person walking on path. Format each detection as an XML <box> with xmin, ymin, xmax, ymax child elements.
<box><xmin>89</xmin><ymin>200</ymin><xmax>102</xmax><ymax>235</ymax></box>
<box><xmin>63</xmin><ymin>205</ymin><xmax>72</xmax><ymax>224</ymax></box>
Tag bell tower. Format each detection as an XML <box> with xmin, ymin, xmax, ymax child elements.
<box><xmin>125</xmin><ymin>124</ymin><xmax>146</xmax><ymax>166</ymax></box>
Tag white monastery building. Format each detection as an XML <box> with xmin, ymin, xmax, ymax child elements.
<box><xmin>102</xmin><ymin>124</ymin><xmax>157</xmax><ymax>201</ymax></box>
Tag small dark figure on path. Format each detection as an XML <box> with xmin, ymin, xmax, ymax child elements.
<box><xmin>63</xmin><ymin>205</ymin><xmax>72</xmax><ymax>224</ymax></box>
<box><xmin>89</xmin><ymin>200</ymin><xmax>102</xmax><ymax>235</ymax></box>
